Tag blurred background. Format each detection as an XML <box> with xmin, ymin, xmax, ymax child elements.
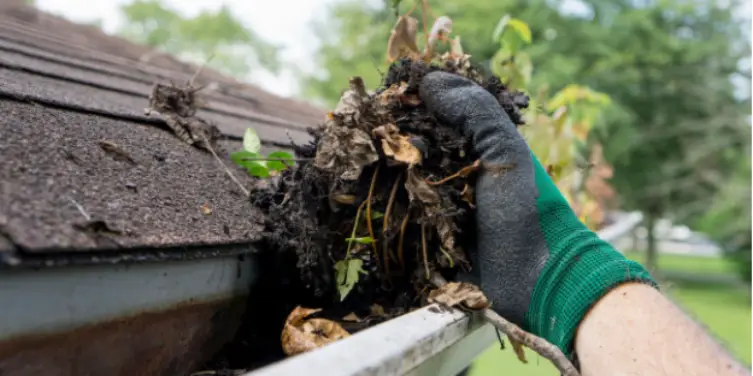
<box><xmin>29</xmin><ymin>0</ymin><xmax>751</xmax><ymax>373</ymax></box>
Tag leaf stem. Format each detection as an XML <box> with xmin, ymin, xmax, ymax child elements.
<box><xmin>366</xmin><ymin>165</ymin><xmax>381</xmax><ymax>270</ymax></box>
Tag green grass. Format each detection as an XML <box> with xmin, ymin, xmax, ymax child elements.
<box><xmin>468</xmin><ymin>253</ymin><xmax>751</xmax><ymax>375</ymax></box>
<box><xmin>624</xmin><ymin>251</ymin><xmax>737</xmax><ymax>275</ymax></box>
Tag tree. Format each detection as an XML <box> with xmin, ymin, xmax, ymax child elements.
<box><xmin>302</xmin><ymin>0</ymin><xmax>750</xmax><ymax>274</ymax></box>
<box><xmin>116</xmin><ymin>0</ymin><xmax>280</xmax><ymax>78</ymax></box>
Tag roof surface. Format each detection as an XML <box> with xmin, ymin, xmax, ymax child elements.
<box><xmin>0</xmin><ymin>1</ymin><xmax>323</xmax><ymax>260</ymax></box>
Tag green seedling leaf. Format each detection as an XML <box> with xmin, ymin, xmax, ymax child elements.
<box><xmin>492</xmin><ymin>14</ymin><xmax>511</xmax><ymax>41</ymax></box>
<box><xmin>266</xmin><ymin>151</ymin><xmax>296</xmax><ymax>171</ymax></box>
<box><xmin>247</xmin><ymin>162</ymin><xmax>270</xmax><ymax>178</ymax></box>
<box><xmin>243</xmin><ymin>128</ymin><xmax>262</xmax><ymax>154</ymax></box>
<box><xmin>370</xmin><ymin>211</ymin><xmax>385</xmax><ymax>220</ymax></box>
<box><xmin>230</xmin><ymin>150</ymin><xmax>260</xmax><ymax>167</ymax></box>
<box><xmin>345</xmin><ymin>236</ymin><xmax>374</xmax><ymax>245</ymax></box>
<box><xmin>335</xmin><ymin>259</ymin><xmax>367</xmax><ymax>301</ymax></box>
<box><xmin>507</xmin><ymin>18</ymin><xmax>532</xmax><ymax>44</ymax></box>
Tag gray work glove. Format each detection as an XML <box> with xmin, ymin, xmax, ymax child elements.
<box><xmin>419</xmin><ymin>71</ymin><xmax>656</xmax><ymax>355</ymax></box>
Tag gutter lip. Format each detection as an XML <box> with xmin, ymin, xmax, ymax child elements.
<box><xmin>0</xmin><ymin>241</ymin><xmax>262</xmax><ymax>269</ymax></box>
<box><xmin>244</xmin><ymin>211</ymin><xmax>645</xmax><ymax>376</ymax></box>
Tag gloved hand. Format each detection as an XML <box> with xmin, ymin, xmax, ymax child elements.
<box><xmin>419</xmin><ymin>71</ymin><xmax>657</xmax><ymax>357</ymax></box>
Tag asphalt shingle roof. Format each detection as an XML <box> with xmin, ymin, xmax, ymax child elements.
<box><xmin>0</xmin><ymin>1</ymin><xmax>323</xmax><ymax>262</ymax></box>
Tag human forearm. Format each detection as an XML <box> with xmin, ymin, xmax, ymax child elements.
<box><xmin>575</xmin><ymin>282</ymin><xmax>751</xmax><ymax>376</ymax></box>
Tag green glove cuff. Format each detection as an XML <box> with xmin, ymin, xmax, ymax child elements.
<box><xmin>525</xmin><ymin>155</ymin><xmax>658</xmax><ymax>357</ymax></box>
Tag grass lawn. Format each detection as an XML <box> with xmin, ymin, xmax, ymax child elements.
<box><xmin>468</xmin><ymin>253</ymin><xmax>751</xmax><ymax>375</ymax></box>
<box><xmin>623</xmin><ymin>251</ymin><xmax>738</xmax><ymax>276</ymax></box>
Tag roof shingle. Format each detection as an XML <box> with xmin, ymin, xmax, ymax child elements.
<box><xmin>0</xmin><ymin>1</ymin><xmax>324</xmax><ymax>260</ymax></box>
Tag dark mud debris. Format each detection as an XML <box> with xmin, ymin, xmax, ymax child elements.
<box><xmin>254</xmin><ymin>55</ymin><xmax>528</xmax><ymax>320</ymax></box>
<box><xmin>201</xmin><ymin>55</ymin><xmax>529</xmax><ymax>374</ymax></box>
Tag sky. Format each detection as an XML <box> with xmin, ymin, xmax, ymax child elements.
<box><xmin>35</xmin><ymin>0</ymin><xmax>752</xmax><ymax>101</ymax></box>
<box><xmin>35</xmin><ymin>0</ymin><xmax>344</xmax><ymax>98</ymax></box>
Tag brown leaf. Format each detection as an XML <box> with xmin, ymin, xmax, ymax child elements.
<box><xmin>428</xmin><ymin>282</ymin><xmax>490</xmax><ymax>312</ymax></box>
<box><xmin>405</xmin><ymin>168</ymin><xmax>441</xmax><ymax>205</ymax></box>
<box><xmin>373</xmin><ymin>124</ymin><xmax>422</xmax><ymax>166</ymax></box>
<box><xmin>369</xmin><ymin>304</ymin><xmax>386</xmax><ymax>317</ymax></box>
<box><xmin>460</xmin><ymin>184</ymin><xmax>474</xmax><ymax>208</ymax></box>
<box><xmin>509</xmin><ymin>338</ymin><xmax>528</xmax><ymax>364</ymax></box>
<box><xmin>281</xmin><ymin>306</ymin><xmax>351</xmax><ymax>356</ymax></box>
<box><xmin>314</xmin><ymin>77</ymin><xmax>378</xmax><ymax>180</ymax></box>
<box><xmin>386</xmin><ymin>16</ymin><xmax>420</xmax><ymax>62</ymax></box>
<box><xmin>342</xmin><ymin>312</ymin><xmax>361</xmax><ymax>322</ymax></box>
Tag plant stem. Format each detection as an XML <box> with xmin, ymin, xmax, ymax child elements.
<box><xmin>203</xmin><ymin>135</ymin><xmax>250</xmax><ymax>197</ymax></box>
<box><xmin>366</xmin><ymin>165</ymin><xmax>381</xmax><ymax>269</ymax></box>
<box><xmin>346</xmin><ymin>200</ymin><xmax>368</xmax><ymax>260</ymax></box>
<box><xmin>421</xmin><ymin>222</ymin><xmax>430</xmax><ymax>279</ymax></box>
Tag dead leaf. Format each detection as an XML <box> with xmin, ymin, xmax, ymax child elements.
<box><xmin>342</xmin><ymin>312</ymin><xmax>361</xmax><ymax>322</ymax></box>
<box><xmin>434</xmin><ymin>219</ymin><xmax>469</xmax><ymax>269</ymax></box>
<box><xmin>369</xmin><ymin>304</ymin><xmax>386</xmax><ymax>317</ymax></box>
<box><xmin>460</xmin><ymin>184</ymin><xmax>475</xmax><ymax>208</ymax></box>
<box><xmin>428</xmin><ymin>282</ymin><xmax>490</xmax><ymax>311</ymax></box>
<box><xmin>373</xmin><ymin>124</ymin><xmax>422</xmax><ymax>166</ymax></box>
<box><xmin>386</xmin><ymin>16</ymin><xmax>420</xmax><ymax>62</ymax></box>
<box><xmin>281</xmin><ymin>306</ymin><xmax>351</xmax><ymax>356</ymax></box>
<box><xmin>450</xmin><ymin>36</ymin><xmax>464</xmax><ymax>56</ymax></box>
<box><xmin>509</xmin><ymin>338</ymin><xmax>528</xmax><ymax>363</ymax></box>
<box><xmin>200</xmin><ymin>203</ymin><xmax>212</xmax><ymax>215</ymax></box>
<box><xmin>314</xmin><ymin>77</ymin><xmax>379</xmax><ymax>180</ymax></box>
<box><xmin>331</xmin><ymin>194</ymin><xmax>356</xmax><ymax>205</ymax></box>
<box><xmin>405</xmin><ymin>168</ymin><xmax>440</xmax><ymax>205</ymax></box>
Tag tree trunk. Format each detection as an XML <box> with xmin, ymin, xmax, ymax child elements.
<box><xmin>645</xmin><ymin>212</ymin><xmax>659</xmax><ymax>276</ymax></box>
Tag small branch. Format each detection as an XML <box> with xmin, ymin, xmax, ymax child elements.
<box><xmin>203</xmin><ymin>136</ymin><xmax>250</xmax><ymax>197</ymax></box>
<box><xmin>429</xmin><ymin>273</ymin><xmax>580</xmax><ymax>376</ymax></box>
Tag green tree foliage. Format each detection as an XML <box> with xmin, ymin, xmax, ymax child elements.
<box><xmin>303</xmin><ymin>0</ymin><xmax>750</xmax><ymax>274</ymax></box>
<box><xmin>117</xmin><ymin>0</ymin><xmax>280</xmax><ymax>77</ymax></box>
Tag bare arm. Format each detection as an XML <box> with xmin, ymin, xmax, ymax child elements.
<box><xmin>575</xmin><ymin>282</ymin><xmax>750</xmax><ymax>376</ymax></box>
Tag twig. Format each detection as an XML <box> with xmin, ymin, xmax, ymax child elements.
<box><xmin>366</xmin><ymin>165</ymin><xmax>381</xmax><ymax>269</ymax></box>
<box><xmin>202</xmin><ymin>135</ymin><xmax>250</xmax><ymax>197</ymax></box>
<box><xmin>69</xmin><ymin>198</ymin><xmax>91</xmax><ymax>221</ymax></box>
<box><xmin>429</xmin><ymin>273</ymin><xmax>581</xmax><ymax>376</ymax></box>
<box><xmin>397</xmin><ymin>211</ymin><xmax>410</xmax><ymax>270</ymax></box>
<box><xmin>425</xmin><ymin>160</ymin><xmax>481</xmax><ymax>186</ymax></box>
<box><xmin>420</xmin><ymin>222</ymin><xmax>430</xmax><ymax>279</ymax></box>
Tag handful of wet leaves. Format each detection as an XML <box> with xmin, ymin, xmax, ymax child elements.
<box><xmin>255</xmin><ymin>20</ymin><xmax>527</xmax><ymax>354</ymax></box>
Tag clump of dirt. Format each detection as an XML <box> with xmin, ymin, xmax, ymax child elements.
<box><xmin>252</xmin><ymin>55</ymin><xmax>529</xmax><ymax>333</ymax></box>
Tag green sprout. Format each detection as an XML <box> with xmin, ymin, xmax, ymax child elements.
<box><xmin>230</xmin><ymin>128</ymin><xmax>296</xmax><ymax>178</ymax></box>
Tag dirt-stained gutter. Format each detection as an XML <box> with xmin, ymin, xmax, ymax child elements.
<box><xmin>244</xmin><ymin>212</ymin><xmax>644</xmax><ymax>376</ymax></box>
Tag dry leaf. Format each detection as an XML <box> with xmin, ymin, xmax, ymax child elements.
<box><xmin>509</xmin><ymin>338</ymin><xmax>528</xmax><ymax>363</ymax></box>
<box><xmin>405</xmin><ymin>168</ymin><xmax>441</xmax><ymax>205</ymax></box>
<box><xmin>342</xmin><ymin>312</ymin><xmax>361</xmax><ymax>322</ymax></box>
<box><xmin>369</xmin><ymin>304</ymin><xmax>386</xmax><ymax>317</ymax></box>
<box><xmin>450</xmin><ymin>36</ymin><xmax>464</xmax><ymax>56</ymax></box>
<box><xmin>373</xmin><ymin>123</ymin><xmax>422</xmax><ymax>166</ymax></box>
<box><xmin>200</xmin><ymin>203</ymin><xmax>212</xmax><ymax>215</ymax></box>
<box><xmin>428</xmin><ymin>282</ymin><xmax>490</xmax><ymax>311</ymax></box>
<box><xmin>314</xmin><ymin>77</ymin><xmax>379</xmax><ymax>180</ymax></box>
<box><xmin>281</xmin><ymin>306</ymin><xmax>351</xmax><ymax>356</ymax></box>
<box><xmin>387</xmin><ymin>16</ymin><xmax>420</xmax><ymax>62</ymax></box>
<box><xmin>331</xmin><ymin>194</ymin><xmax>356</xmax><ymax>205</ymax></box>
<box><xmin>460</xmin><ymin>184</ymin><xmax>475</xmax><ymax>208</ymax></box>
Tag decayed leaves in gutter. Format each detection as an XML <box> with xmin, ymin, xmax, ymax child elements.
<box><xmin>281</xmin><ymin>306</ymin><xmax>351</xmax><ymax>356</ymax></box>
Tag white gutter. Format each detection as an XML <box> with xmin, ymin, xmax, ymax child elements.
<box><xmin>246</xmin><ymin>214</ymin><xmax>642</xmax><ymax>376</ymax></box>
